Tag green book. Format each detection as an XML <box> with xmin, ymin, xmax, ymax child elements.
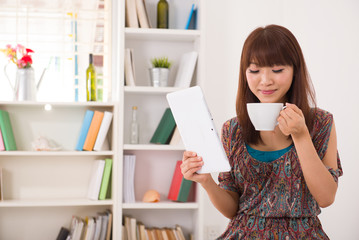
<box><xmin>177</xmin><ymin>177</ymin><xmax>193</xmax><ymax>202</ymax></box>
<box><xmin>99</xmin><ymin>158</ymin><xmax>112</xmax><ymax>200</ymax></box>
<box><xmin>150</xmin><ymin>108</ymin><xmax>176</xmax><ymax>144</ymax></box>
<box><xmin>0</xmin><ymin>110</ymin><xmax>17</xmax><ymax>151</ymax></box>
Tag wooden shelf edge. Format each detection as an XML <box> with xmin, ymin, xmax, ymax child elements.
<box><xmin>0</xmin><ymin>199</ymin><xmax>114</xmax><ymax>207</ymax></box>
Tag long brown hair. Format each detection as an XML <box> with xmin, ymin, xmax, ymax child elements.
<box><xmin>236</xmin><ymin>24</ymin><xmax>316</xmax><ymax>144</ymax></box>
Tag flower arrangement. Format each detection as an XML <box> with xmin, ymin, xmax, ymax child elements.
<box><xmin>1</xmin><ymin>44</ymin><xmax>34</xmax><ymax>69</ymax></box>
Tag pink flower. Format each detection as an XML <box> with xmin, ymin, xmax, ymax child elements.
<box><xmin>1</xmin><ymin>44</ymin><xmax>34</xmax><ymax>69</ymax></box>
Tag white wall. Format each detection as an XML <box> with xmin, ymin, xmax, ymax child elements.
<box><xmin>203</xmin><ymin>0</ymin><xmax>359</xmax><ymax>239</ymax></box>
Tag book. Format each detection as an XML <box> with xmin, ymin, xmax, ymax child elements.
<box><xmin>124</xmin><ymin>48</ymin><xmax>136</xmax><ymax>86</ymax></box>
<box><xmin>93</xmin><ymin>215</ymin><xmax>102</xmax><ymax>240</ymax></box>
<box><xmin>150</xmin><ymin>108</ymin><xmax>176</xmax><ymax>144</ymax></box>
<box><xmin>99</xmin><ymin>158</ymin><xmax>113</xmax><ymax>200</ymax></box>
<box><xmin>185</xmin><ymin>4</ymin><xmax>197</xmax><ymax>30</ymax></box>
<box><xmin>56</xmin><ymin>227</ymin><xmax>70</xmax><ymax>240</ymax></box>
<box><xmin>84</xmin><ymin>217</ymin><xmax>96</xmax><ymax>240</ymax></box>
<box><xmin>70</xmin><ymin>216</ymin><xmax>85</xmax><ymax>240</ymax></box>
<box><xmin>168</xmin><ymin>160</ymin><xmax>193</xmax><ymax>202</ymax></box>
<box><xmin>125</xmin><ymin>0</ymin><xmax>139</xmax><ymax>28</ymax></box>
<box><xmin>169</xmin><ymin>127</ymin><xmax>183</xmax><ymax>146</ymax></box>
<box><xmin>175</xmin><ymin>225</ymin><xmax>186</xmax><ymax>240</ymax></box>
<box><xmin>174</xmin><ymin>51</ymin><xmax>198</xmax><ymax>88</ymax></box>
<box><xmin>105</xmin><ymin>210</ymin><xmax>113</xmax><ymax>240</ymax></box>
<box><xmin>0</xmin><ymin>127</ymin><xmax>5</xmax><ymax>151</ymax></box>
<box><xmin>135</xmin><ymin>0</ymin><xmax>151</xmax><ymax>28</ymax></box>
<box><xmin>76</xmin><ymin>110</ymin><xmax>94</xmax><ymax>151</ymax></box>
<box><xmin>87</xmin><ymin>160</ymin><xmax>106</xmax><ymax>200</ymax></box>
<box><xmin>0</xmin><ymin>109</ymin><xmax>17</xmax><ymax>150</ymax></box>
<box><xmin>83</xmin><ymin>111</ymin><xmax>104</xmax><ymax>151</ymax></box>
<box><xmin>123</xmin><ymin>155</ymin><xmax>136</xmax><ymax>203</ymax></box>
<box><xmin>93</xmin><ymin>111</ymin><xmax>113</xmax><ymax>151</ymax></box>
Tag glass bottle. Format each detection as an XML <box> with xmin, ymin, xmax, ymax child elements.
<box><xmin>86</xmin><ymin>53</ymin><xmax>97</xmax><ymax>101</ymax></box>
<box><xmin>157</xmin><ymin>0</ymin><xmax>169</xmax><ymax>29</ymax></box>
<box><xmin>130</xmin><ymin>106</ymin><xmax>139</xmax><ymax>144</ymax></box>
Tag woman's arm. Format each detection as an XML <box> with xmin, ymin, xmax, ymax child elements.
<box><xmin>278</xmin><ymin>103</ymin><xmax>338</xmax><ymax>208</ymax></box>
<box><xmin>181</xmin><ymin>151</ymin><xmax>239</xmax><ymax>218</ymax></box>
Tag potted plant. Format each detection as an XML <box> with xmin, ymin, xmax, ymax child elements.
<box><xmin>149</xmin><ymin>56</ymin><xmax>172</xmax><ymax>87</ymax></box>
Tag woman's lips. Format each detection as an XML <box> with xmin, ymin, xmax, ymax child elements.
<box><xmin>261</xmin><ymin>90</ymin><xmax>276</xmax><ymax>95</ymax></box>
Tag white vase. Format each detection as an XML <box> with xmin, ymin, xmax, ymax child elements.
<box><xmin>15</xmin><ymin>67</ymin><xmax>37</xmax><ymax>101</ymax></box>
<box><xmin>149</xmin><ymin>68</ymin><xmax>169</xmax><ymax>87</ymax></box>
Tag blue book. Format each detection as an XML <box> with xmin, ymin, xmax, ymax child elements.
<box><xmin>185</xmin><ymin>4</ymin><xmax>197</xmax><ymax>30</ymax></box>
<box><xmin>76</xmin><ymin>110</ymin><xmax>94</xmax><ymax>151</ymax></box>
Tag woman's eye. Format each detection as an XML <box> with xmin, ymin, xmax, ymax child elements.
<box><xmin>249</xmin><ymin>69</ymin><xmax>259</xmax><ymax>73</ymax></box>
<box><xmin>272</xmin><ymin>69</ymin><xmax>284</xmax><ymax>73</ymax></box>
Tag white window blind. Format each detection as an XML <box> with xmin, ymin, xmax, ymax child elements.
<box><xmin>0</xmin><ymin>0</ymin><xmax>111</xmax><ymax>102</ymax></box>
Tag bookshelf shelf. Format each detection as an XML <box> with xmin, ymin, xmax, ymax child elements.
<box><xmin>123</xmin><ymin>144</ymin><xmax>184</xmax><ymax>151</ymax></box>
<box><xmin>125</xmin><ymin>28</ymin><xmax>200</xmax><ymax>42</ymax></box>
<box><xmin>124</xmin><ymin>86</ymin><xmax>185</xmax><ymax>94</ymax></box>
<box><xmin>122</xmin><ymin>201</ymin><xmax>199</xmax><ymax>209</ymax></box>
<box><xmin>0</xmin><ymin>151</ymin><xmax>114</xmax><ymax>157</ymax></box>
<box><xmin>0</xmin><ymin>199</ymin><xmax>114</xmax><ymax>207</ymax></box>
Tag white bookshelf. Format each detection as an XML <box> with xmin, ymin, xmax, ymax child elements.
<box><xmin>118</xmin><ymin>0</ymin><xmax>205</xmax><ymax>239</ymax></box>
<box><xmin>0</xmin><ymin>101</ymin><xmax>119</xmax><ymax>239</ymax></box>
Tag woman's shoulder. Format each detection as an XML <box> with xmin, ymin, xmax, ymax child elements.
<box><xmin>222</xmin><ymin>116</ymin><xmax>241</xmax><ymax>133</ymax></box>
<box><xmin>311</xmin><ymin>107</ymin><xmax>333</xmax><ymax>125</ymax></box>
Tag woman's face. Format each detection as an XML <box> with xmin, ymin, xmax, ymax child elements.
<box><xmin>246</xmin><ymin>63</ymin><xmax>293</xmax><ymax>103</ymax></box>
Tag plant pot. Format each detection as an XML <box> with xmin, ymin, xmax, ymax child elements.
<box><xmin>149</xmin><ymin>68</ymin><xmax>169</xmax><ymax>87</ymax></box>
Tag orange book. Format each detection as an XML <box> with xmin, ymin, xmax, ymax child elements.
<box><xmin>83</xmin><ymin>111</ymin><xmax>104</xmax><ymax>151</ymax></box>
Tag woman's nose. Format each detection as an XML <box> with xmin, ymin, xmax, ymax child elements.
<box><xmin>260</xmin><ymin>71</ymin><xmax>273</xmax><ymax>85</ymax></box>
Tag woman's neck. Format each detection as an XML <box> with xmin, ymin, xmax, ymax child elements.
<box><xmin>250</xmin><ymin>127</ymin><xmax>292</xmax><ymax>151</ymax></box>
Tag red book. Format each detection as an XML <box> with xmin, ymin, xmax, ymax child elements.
<box><xmin>167</xmin><ymin>161</ymin><xmax>183</xmax><ymax>201</ymax></box>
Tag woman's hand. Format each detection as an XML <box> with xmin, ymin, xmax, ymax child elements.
<box><xmin>181</xmin><ymin>151</ymin><xmax>211</xmax><ymax>184</ymax></box>
<box><xmin>277</xmin><ymin>103</ymin><xmax>308</xmax><ymax>137</ymax></box>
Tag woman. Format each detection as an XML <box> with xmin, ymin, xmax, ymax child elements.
<box><xmin>181</xmin><ymin>25</ymin><xmax>343</xmax><ymax>239</ymax></box>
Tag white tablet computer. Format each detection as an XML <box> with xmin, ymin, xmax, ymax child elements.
<box><xmin>166</xmin><ymin>86</ymin><xmax>231</xmax><ymax>173</ymax></box>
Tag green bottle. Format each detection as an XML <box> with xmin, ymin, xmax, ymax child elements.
<box><xmin>157</xmin><ymin>0</ymin><xmax>169</xmax><ymax>29</ymax></box>
<box><xmin>86</xmin><ymin>53</ymin><xmax>97</xmax><ymax>101</ymax></box>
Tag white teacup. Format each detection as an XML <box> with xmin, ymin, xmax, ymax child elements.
<box><xmin>247</xmin><ymin>103</ymin><xmax>284</xmax><ymax>131</ymax></box>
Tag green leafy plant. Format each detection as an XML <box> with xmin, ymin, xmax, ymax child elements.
<box><xmin>151</xmin><ymin>56</ymin><xmax>172</xmax><ymax>68</ymax></box>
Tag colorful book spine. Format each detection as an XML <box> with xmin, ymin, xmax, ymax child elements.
<box><xmin>150</xmin><ymin>108</ymin><xmax>176</xmax><ymax>144</ymax></box>
<box><xmin>75</xmin><ymin>110</ymin><xmax>94</xmax><ymax>151</ymax></box>
<box><xmin>93</xmin><ymin>111</ymin><xmax>113</xmax><ymax>151</ymax></box>
<box><xmin>168</xmin><ymin>160</ymin><xmax>193</xmax><ymax>202</ymax></box>
<box><xmin>83</xmin><ymin>111</ymin><xmax>104</xmax><ymax>151</ymax></box>
<box><xmin>0</xmin><ymin>126</ymin><xmax>5</xmax><ymax>151</ymax></box>
<box><xmin>99</xmin><ymin>158</ymin><xmax>113</xmax><ymax>200</ymax></box>
<box><xmin>0</xmin><ymin>110</ymin><xmax>17</xmax><ymax>151</ymax></box>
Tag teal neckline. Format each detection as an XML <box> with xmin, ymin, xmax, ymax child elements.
<box><xmin>245</xmin><ymin>144</ymin><xmax>293</xmax><ymax>163</ymax></box>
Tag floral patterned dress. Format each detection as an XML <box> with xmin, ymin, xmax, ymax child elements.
<box><xmin>217</xmin><ymin>108</ymin><xmax>343</xmax><ymax>240</ymax></box>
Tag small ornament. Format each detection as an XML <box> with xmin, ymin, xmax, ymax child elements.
<box><xmin>142</xmin><ymin>189</ymin><xmax>160</xmax><ymax>203</ymax></box>
<box><xmin>32</xmin><ymin>136</ymin><xmax>62</xmax><ymax>151</ymax></box>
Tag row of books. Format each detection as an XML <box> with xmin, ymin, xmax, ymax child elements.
<box><xmin>123</xmin><ymin>215</ymin><xmax>189</xmax><ymax>240</ymax></box>
<box><xmin>125</xmin><ymin>0</ymin><xmax>197</xmax><ymax>30</ymax></box>
<box><xmin>87</xmin><ymin>159</ymin><xmax>113</xmax><ymax>201</ymax></box>
<box><xmin>56</xmin><ymin>210</ymin><xmax>112</xmax><ymax>240</ymax></box>
<box><xmin>124</xmin><ymin>49</ymin><xmax>198</xmax><ymax>89</ymax></box>
<box><xmin>76</xmin><ymin>110</ymin><xmax>113</xmax><ymax>151</ymax></box>
<box><xmin>0</xmin><ymin>109</ymin><xmax>17</xmax><ymax>151</ymax></box>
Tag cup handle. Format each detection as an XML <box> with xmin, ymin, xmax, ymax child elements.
<box><xmin>276</xmin><ymin>106</ymin><xmax>287</xmax><ymax>126</ymax></box>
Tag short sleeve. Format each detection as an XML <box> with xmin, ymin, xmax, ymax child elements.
<box><xmin>218</xmin><ymin>119</ymin><xmax>241</xmax><ymax>194</ymax></box>
<box><xmin>312</xmin><ymin>109</ymin><xmax>343</xmax><ymax>182</ymax></box>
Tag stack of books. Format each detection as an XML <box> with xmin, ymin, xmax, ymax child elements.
<box><xmin>123</xmin><ymin>155</ymin><xmax>136</xmax><ymax>203</ymax></box>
